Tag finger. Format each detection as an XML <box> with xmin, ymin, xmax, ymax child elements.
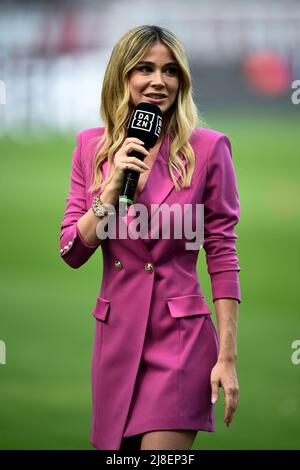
<box><xmin>125</xmin><ymin>157</ymin><xmax>149</xmax><ymax>169</ymax></box>
<box><xmin>232</xmin><ymin>389</ymin><xmax>239</xmax><ymax>412</ymax></box>
<box><xmin>124</xmin><ymin>137</ymin><xmax>145</xmax><ymax>145</ymax></box>
<box><xmin>211</xmin><ymin>380</ymin><xmax>219</xmax><ymax>404</ymax></box>
<box><xmin>121</xmin><ymin>162</ymin><xmax>147</xmax><ymax>173</ymax></box>
<box><xmin>224</xmin><ymin>389</ymin><xmax>234</xmax><ymax>426</ymax></box>
<box><xmin>122</xmin><ymin>158</ymin><xmax>149</xmax><ymax>171</ymax></box>
<box><xmin>227</xmin><ymin>389</ymin><xmax>238</xmax><ymax>426</ymax></box>
<box><xmin>122</xmin><ymin>158</ymin><xmax>149</xmax><ymax>172</ymax></box>
<box><xmin>224</xmin><ymin>390</ymin><xmax>232</xmax><ymax>424</ymax></box>
<box><xmin>123</xmin><ymin>142</ymin><xmax>149</xmax><ymax>157</ymax></box>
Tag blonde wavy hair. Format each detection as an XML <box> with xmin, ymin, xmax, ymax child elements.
<box><xmin>89</xmin><ymin>25</ymin><xmax>202</xmax><ymax>194</ymax></box>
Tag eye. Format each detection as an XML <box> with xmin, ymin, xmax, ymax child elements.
<box><xmin>136</xmin><ymin>65</ymin><xmax>152</xmax><ymax>73</ymax></box>
<box><xmin>165</xmin><ymin>67</ymin><xmax>179</xmax><ymax>76</ymax></box>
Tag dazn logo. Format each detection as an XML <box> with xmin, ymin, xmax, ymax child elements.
<box><xmin>131</xmin><ymin>110</ymin><xmax>155</xmax><ymax>132</ymax></box>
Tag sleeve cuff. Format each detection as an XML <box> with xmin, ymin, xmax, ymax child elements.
<box><xmin>210</xmin><ymin>270</ymin><xmax>241</xmax><ymax>304</ymax></box>
<box><xmin>59</xmin><ymin>223</ymin><xmax>99</xmax><ymax>268</ymax></box>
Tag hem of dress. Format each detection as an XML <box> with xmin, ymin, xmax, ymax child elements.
<box><xmin>123</xmin><ymin>416</ymin><xmax>215</xmax><ymax>439</ymax></box>
<box><xmin>90</xmin><ymin>417</ymin><xmax>215</xmax><ymax>450</ymax></box>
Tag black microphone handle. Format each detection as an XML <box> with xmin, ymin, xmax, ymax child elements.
<box><xmin>119</xmin><ymin>150</ymin><xmax>145</xmax><ymax>213</ymax></box>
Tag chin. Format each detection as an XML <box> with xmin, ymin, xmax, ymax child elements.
<box><xmin>155</xmin><ymin>103</ymin><xmax>170</xmax><ymax>113</ymax></box>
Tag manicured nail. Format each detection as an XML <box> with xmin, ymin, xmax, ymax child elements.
<box><xmin>211</xmin><ymin>397</ymin><xmax>217</xmax><ymax>404</ymax></box>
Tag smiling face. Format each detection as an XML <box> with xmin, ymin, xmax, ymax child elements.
<box><xmin>129</xmin><ymin>41</ymin><xmax>180</xmax><ymax>114</ymax></box>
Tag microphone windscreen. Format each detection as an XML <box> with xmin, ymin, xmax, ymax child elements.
<box><xmin>126</xmin><ymin>102</ymin><xmax>163</xmax><ymax>150</ymax></box>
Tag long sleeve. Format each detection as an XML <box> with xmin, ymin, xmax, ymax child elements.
<box><xmin>59</xmin><ymin>131</ymin><xmax>99</xmax><ymax>269</ymax></box>
<box><xmin>202</xmin><ymin>134</ymin><xmax>241</xmax><ymax>303</ymax></box>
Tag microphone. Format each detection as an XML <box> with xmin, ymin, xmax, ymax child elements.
<box><xmin>119</xmin><ymin>102</ymin><xmax>163</xmax><ymax>216</ymax></box>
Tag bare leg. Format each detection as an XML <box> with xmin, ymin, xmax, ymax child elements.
<box><xmin>140</xmin><ymin>430</ymin><xmax>197</xmax><ymax>450</ymax></box>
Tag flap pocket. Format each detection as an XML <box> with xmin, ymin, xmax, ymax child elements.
<box><xmin>92</xmin><ymin>296</ymin><xmax>110</xmax><ymax>322</ymax></box>
<box><xmin>166</xmin><ymin>294</ymin><xmax>211</xmax><ymax>318</ymax></box>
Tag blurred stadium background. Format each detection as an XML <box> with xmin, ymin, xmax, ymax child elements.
<box><xmin>0</xmin><ymin>0</ymin><xmax>299</xmax><ymax>450</ymax></box>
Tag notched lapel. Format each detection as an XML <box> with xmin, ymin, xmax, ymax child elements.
<box><xmin>87</xmin><ymin>136</ymin><xmax>189</xmax><ymax>252</ymax></box>
<box><xmin>87</xmin><ymin>135</ymin><xmax>188</xmax><ymax>215</ymax></box>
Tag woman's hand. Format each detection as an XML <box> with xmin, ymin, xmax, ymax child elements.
<box><xmin>210</xmin><ymin>360</ymin><xmax>239</xmax><ymax>427</ymax></box>
<box><xmin>109</xmin><ymin>137</ymin><xmax>150</xmax><ymax>190</ymax></box>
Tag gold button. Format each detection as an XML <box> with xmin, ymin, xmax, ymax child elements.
<box><xmin>114</xmin><ymin>259</ymin><xmax>123</xmax><ymax>270</ymax></box>
<box><xmin>144</xmin><ymin>262</ymin><xmax>154</xmax><ymax>273</ymax></box>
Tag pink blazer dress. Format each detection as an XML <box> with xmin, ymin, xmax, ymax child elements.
<box><xmin>59</xmin><ymin>127</ymin><xmax>242</xmax><ymax>450</ymax></box>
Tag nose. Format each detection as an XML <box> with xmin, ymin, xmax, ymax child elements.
<box><xmin>150</xmin><ymin>69</ymin><xmax>165</xmax><ymax>87</ymax></box>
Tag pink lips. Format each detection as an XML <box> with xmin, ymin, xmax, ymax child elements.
<box><xmin>143</xmin><ymin>94</ymin><xmax>167</xmax><ymax>102</ymax></box>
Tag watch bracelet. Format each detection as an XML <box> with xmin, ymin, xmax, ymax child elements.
<box><xmin>92</xmin><ymin>194</ymin><xmax>115</xmax><ymax>217</ymax></box>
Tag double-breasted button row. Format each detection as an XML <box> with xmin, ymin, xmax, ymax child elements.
<box><xmin>60</xmin><ymin>240</ymin><xmax>73</xmax><ymax>255</ymax></box>
<box><xmin>113</xmin><ymin>259</ymin><xmax>154</xmax><ymax>273</ymax></box>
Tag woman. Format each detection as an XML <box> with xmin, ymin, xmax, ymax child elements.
<box><xmin>59</xmin><ymin>25</ymin><xmax>241</xmax><ymax>451</ymax></box>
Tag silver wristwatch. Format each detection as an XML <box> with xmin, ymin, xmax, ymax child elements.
<box><xmin>92</xmin><ymin>195</ymin><xmax>115</xmax><ymax>218</ymax></box>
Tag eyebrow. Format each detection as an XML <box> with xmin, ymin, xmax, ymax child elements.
<box><xmin>137</xmin><ymin>61</ymin><xmax>179</xmax><ymax>67</ymax></box>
